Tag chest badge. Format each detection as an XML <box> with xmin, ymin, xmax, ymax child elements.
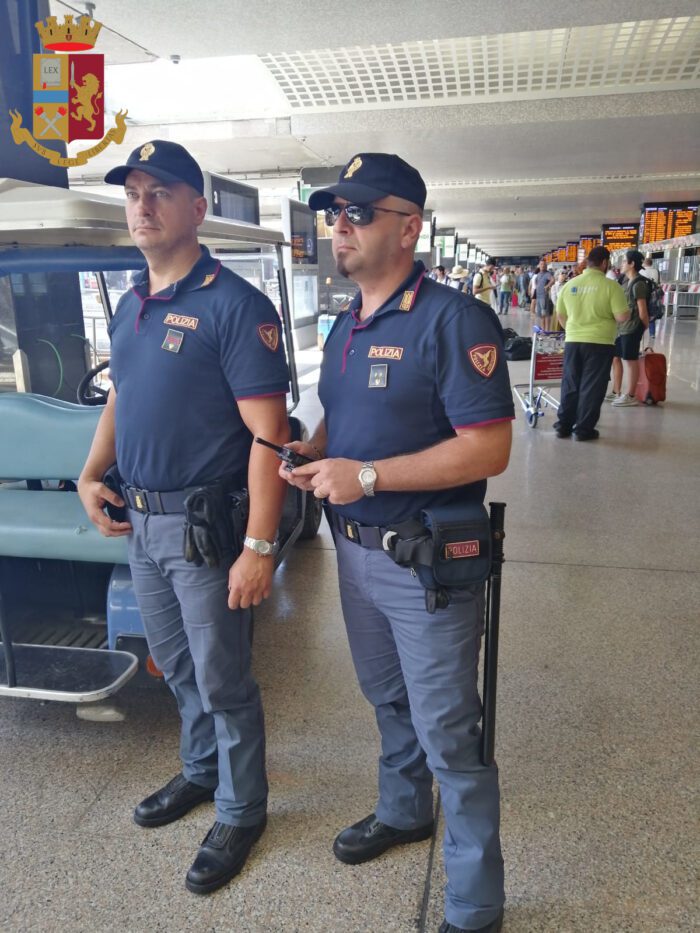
<box><xmin>369</xmin><ymin>363</ymin><xmax>388</xmax><ymax>388</ymax></box>
<box><xmin>468</xmin><ymin>344</ymin><xmax>497</xmax><ymax>378</ymax></box>
<box><xmin>163</xmin><ymin>312</ymin><xmax>198</xmax><ymax>330</ymax></box>
<box><xmin>162</xmin><ymin>328</ymin><xmax>184</xmax><ymax>353</ymax></box>
<box><xmin>257</xmin><ymin>323</ymin><xmax>279</xmax><ymax>352</ymax></box>
<box><xmin>368</xmin><ymin>345</ymin><xmax>403</xmax><ymax>360</ymax></box>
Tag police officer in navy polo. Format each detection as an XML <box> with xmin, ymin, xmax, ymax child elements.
<box><xmin>78</xmin><ymin>140</ymin><xmax>290</xmax><ymax>893</ymax></box>
<box><xmin>281</xmin><ymin>153</ymin><xmax>513</xmax><ymax>932</ymax></box>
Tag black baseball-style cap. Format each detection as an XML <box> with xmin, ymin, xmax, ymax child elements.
<box><xmin>104</xmin><ymin>140</ymin><xmax>204</xmax><ymax>195</ymax></box>
<box><xmin>308</xmin><ymin>153</ymin><xmax>427</xmax><ymax>211</ymax></box>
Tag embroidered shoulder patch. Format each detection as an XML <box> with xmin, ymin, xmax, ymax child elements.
<box><xmin>258</xmin><ymin>323</ymin><xmax>280</xmax><ymax>352</ymax></box>
<box><xmin>468</xmin><ymin>344</ymin><xmax>497</xmax><ymax>377</ymax></box>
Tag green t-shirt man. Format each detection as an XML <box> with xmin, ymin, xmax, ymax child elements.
<box><xmin>556</xmin><ymin>267</ymin><xmax>628</xmax><ymax>344</ymax></box>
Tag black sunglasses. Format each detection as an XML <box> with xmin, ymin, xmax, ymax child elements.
<box><xmin>324</xmin><ymin>203</ymin><xmax>414</xmax><ymax>227</ymax></box>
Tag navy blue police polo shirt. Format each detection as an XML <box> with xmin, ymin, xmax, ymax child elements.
<box><xmin>109</xmin><ymin>245</ymin><xmax>289</xmax><ymax>490</ymax></box>
<box><xmin>318</xmin><ymin>261</ymin><xmax>514</xmax><ymax>525</ymax></box>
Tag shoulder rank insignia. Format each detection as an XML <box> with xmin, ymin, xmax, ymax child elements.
<box><xmin>468</xmin><ymin>344</ymin><xmax>497</xmax><ymax>378</ymax></box>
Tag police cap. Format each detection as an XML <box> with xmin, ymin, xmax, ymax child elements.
<box><xmin>104</xmin><ymin>140</ymin><xmax>204</xmax><ymax>195</ymax></box>
<box><xmin>308</xmin><ymin>153</ymin><xmax>426</xmax><ymax>211</ymax></box>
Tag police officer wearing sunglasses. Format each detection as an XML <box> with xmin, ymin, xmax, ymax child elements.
<box><xmin>281</xmin><ymin>153</ymin><xmax>514</xmax><ymax>933</ymax></box>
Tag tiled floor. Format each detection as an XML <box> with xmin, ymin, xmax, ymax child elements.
<box><xmin>1</xmin><ymin>311</ymin><xmax>697</xmax><ymax>932</ymax></box>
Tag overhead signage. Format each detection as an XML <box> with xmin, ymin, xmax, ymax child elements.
<box><xmin>639</xmin><ymin>203</ymin><xmax>699</xmax><ymax>244</ymax></box>
<box><xmin>566</xmin><ymin>242</ymin><xmax>578</xmax><ymax>262</ymax></box>
<box><xmin>578</xmin><ymin>234</ymin><xmax>601</xmax><ymax>263</ymax></box>
<box><xmin>601</xmin><ymin>224</ymin><xmax>639</xmax><ymax>251</ymax></box>
<box><xmin>555</xmin><ymin>247</ymin><xmax>566</xmax><ymax>263</ymax></box>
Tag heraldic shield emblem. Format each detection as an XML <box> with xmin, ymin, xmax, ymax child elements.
<box><xmin>9</xmin><ymin>14</ymin><xmax>128</xmax><ymax>167</ymax></box>
<box><xmin>258</xmin><ymin>324</ymin><xmax>280</xmax><ymax>353</ymax></box>
<box><xmin>468</xmin><ymin>344</ymin><xmax>498</xmax><ymax>378</ymax></box>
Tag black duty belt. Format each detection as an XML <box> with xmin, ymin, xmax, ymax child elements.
<box><xmin>328</xmin><ymin>510</ymin><xmax>396</xmax><ymax>551</ymax></box>
<box><xmin>121</xmin><ymin>484</ymin><xmax>188</xmax><ymax>515</ymax></box>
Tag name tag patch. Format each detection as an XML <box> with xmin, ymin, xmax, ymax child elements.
<box><xmin>468</xmin><ymin>344</ymin><xmax>497</xmax><ymax>378</ymax></box>
<box><xmin>368</xmin><ymin>363</ymin><xmax>388</xmax><ymax>388</ymax></box>
<box><xmin>444</xmin><ymin>540</ymin><xmax>480</xmax><ymax>559</ymax></box>
<box><xmin>163</xmin><ymin>313</ymin><xmax>198</xmax><ymax>330</ymax></box>
<box><xmin>162</xmin><ymin>328</ymin><xmax>184</xmax><ymax>353</ymax></box>
<box><xmin>368</xmin><ymin>345</ymin><xmax>403</xmax><ymax>360</ymax></box>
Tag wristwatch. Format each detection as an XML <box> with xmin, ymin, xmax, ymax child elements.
<box><xmin>244</xmin><ymin>536</ymin><xmax>277</xmax><ymax>556</ymax></box>
<box><xmin>358</xmin><ymin>461</ymin><xmax>377</xmax><ymax>497</ymax></box>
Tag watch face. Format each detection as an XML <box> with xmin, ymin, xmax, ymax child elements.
<box><xmin>255</xmin><ymin>541</ymin><xmax>273</xmax><ymax>555</ymax></box>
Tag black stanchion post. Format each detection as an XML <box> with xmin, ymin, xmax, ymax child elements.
<box><xmin>0</xmin><ymin>590</ymin><xmax>17</xmax><ymax>688</ymax></box>
<box><xmin>481</xmin><ymin>501</ymin><xmax>506</xmax><ymax>766</ymax></box>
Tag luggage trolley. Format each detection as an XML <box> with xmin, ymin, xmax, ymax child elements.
<box><xmin>512</xmin><ymin>326</ymin><xmax>565</xmax><ymax>427</ymax></box>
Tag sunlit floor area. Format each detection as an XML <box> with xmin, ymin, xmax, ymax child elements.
<box><xmin>1</xmin><ymin>310</ymin><xmax>698</xmax><ymax>933</ymax></box>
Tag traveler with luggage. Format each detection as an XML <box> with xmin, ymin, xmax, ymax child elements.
<box><xmin>609</xmin><ymin>250</ymin><xmax>650</xmax><ymax>407</ymax></box>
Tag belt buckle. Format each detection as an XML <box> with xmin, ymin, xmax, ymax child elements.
<box><xmin>132</xmin><ymin>488</ymin><xmax>148</xmax><ymax>513</ymax></box>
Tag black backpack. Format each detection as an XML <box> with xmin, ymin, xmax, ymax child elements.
<box><xmin>504</xmin><ymin>336</ymin><xmax>532</xmax><ymax>361</ymax></box>
<box><xmin>633</xmin><ymin>275</ymin><xmax>663</xmax><ymax>321</ymax></box>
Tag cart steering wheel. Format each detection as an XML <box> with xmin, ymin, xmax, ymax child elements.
<box><xmin>77</xmin><ymin>359</ymin><xmax>110</xmax><ymax>406</ymax></box>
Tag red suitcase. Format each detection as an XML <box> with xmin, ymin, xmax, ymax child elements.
<box><xmin>635</xmin><ymin>348</ymin><xmax>666</xmax><ymax>405</ymax></box>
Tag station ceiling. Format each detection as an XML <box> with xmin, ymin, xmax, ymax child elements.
<box><xmin>56</xmin><ymin>0</ymin><xmax>700</xmax><ymax>256</ymax></box>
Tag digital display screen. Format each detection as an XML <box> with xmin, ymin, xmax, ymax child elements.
<box><xmin>209</xmin><ymin>176</ymin><xmax>260</xmax><ymax>225</ymax></box>
<box><xmin>578</xmin><ymin>235</ymin><xmax>600</xmax><ymax>255</ymax></box>
<box><xmin>601</xmin><ymin>224</ymin><xmax>639</xmax><ymax>251</ymax></box>
<box><xmin>417</xmin><ymin>221</ymin><xmax>432</xmax><ymax>253</ymax></box>
<box><xmin>289</xmin><ymin>201</ymin><xmax>318</xmax><ymax>265</ymax></box>
<box><xmin>566</xmin><ymin>242</ymin><xmax>578</xmax><ymax>262</ymax></box>
<box><xmin>545</xmin><ymin>252</ymin><xmax>553</xmax><ymax>263</ymax></box>
<box><xmin>639</xmin><ymin>203</ymin><xmax>699</xmax><ymax>244</ymax></box>
<box><xmin>555</xmin><ymin>247</ymin><xmax>566</xmax><ymax>262</ymax></box>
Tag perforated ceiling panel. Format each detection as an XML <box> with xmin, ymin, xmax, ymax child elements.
<box><xmin>262</xmin><ymin>17</ymin><xmax>700</xmax><ymax>110</ymax></box>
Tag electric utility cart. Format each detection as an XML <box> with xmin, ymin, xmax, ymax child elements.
<box><xmin>0</xmin><ymin>178</ymin><xmax>322</xmax><ymax>709</ymax></box>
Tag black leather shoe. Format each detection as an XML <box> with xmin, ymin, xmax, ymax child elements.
<box><xmin>438</xmin><ymin>908</ymin><xmax>504</xmax><ymax>932</ymax></box>
<box><xmin>185</xmin><ymin>817</ymin><xmax>267</xmax><ymax>894</ymax></box>
<box><xmin>552</xmin><ymin>421</ymin><xmax>572</xmax><ymax>438</ymax></box>
<box><xmin>333</xmin><ymin>813</ymin><xmax>434</xmax><ymax>865</ymax></box>
<box><xmin>574</xmin><ymin>429</ymin><xmax>599</xmax><ymax>441</ymax></box>
<box><xmin>133</xmin><ymin>773</ymin><xmax>215</xmax><ymax>828</ymax></box>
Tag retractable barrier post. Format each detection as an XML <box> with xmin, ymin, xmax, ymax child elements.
<box><xmin>481</xmin><ymin>501</ymin><xmax>506</xmax><ymax>766</ymax></box>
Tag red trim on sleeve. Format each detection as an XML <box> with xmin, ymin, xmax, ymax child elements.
<box><xmin>452</xmin><ymin>416</ymin><xmax>515</xmax><ymax>430</ymax></box>
<box><xmin>234</xmin><ymin>391</ymin><xmax>288</xmax><ymax>401</ymax></box>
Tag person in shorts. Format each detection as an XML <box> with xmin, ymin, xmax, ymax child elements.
<box><xmin>609</xmin><ymin>250</ymin><xmax>650</xmax><ymax>407</ymax></box>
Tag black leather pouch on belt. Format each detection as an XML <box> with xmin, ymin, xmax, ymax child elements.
<box><xmin>386</xmin><ymin>502</ymin><xmax>492</xmax><ymax>613</ymax></box>
<box><xmin>183</xmin><ymin>482</ymin><xmax>248</xmax><ymax>568</ymax></box>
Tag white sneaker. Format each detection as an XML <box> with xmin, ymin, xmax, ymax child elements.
<box><xmin>612</xmin><ymin>393</ymin><xmax>639</xmax><ymax>407</ymax></box>
<box><xmin>604</xmin><ymin>391</ymin><xmax>620</xmax><ymax>402</ymax></box>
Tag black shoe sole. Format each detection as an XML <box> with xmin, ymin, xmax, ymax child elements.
<box><xmin>133</xmin><ymin>789</ymin><xmax>215</xmax><ymax>828</ymax></box>
<box><xmin>333</xmin><ymin>822</ymin><xmax>434</xmax><ymax>865</ymax></box>
<box><xmin>185</xmin><ymin>820</ymin><xmax>267</xmax><ymax>894</ymax></box>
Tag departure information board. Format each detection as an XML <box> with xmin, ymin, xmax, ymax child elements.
<box><xmin>555</xmin><ymin>247</ymin><xmax>566</xmax><ymax>262</ymax></box>
<box><xmin>566</xmin><ymin>242</ymin><xmax>578</xmax><ymax>262</ymax></box>
<box><xmin>639</xmin><ymin>203</ymin><xmax>699</xmax><ymax>244</ymax></box>
<box><xmin>601</xmin><ymin>224</ymin><xmax>639</xmax><ymax>251</ymax></box>
<box><xmin>578</xmin><ymin>234</ymin><xmax>600</xmax><ymax>255</ymax></box>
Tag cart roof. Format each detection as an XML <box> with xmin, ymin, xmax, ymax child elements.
<box><xmin>0</xmin><ymin>178</ymin><xmax>286</xmax><ymax>249</ymax></box>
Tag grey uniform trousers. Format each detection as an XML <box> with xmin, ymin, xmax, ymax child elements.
<box><xmin>335</xmin><ymin>531</ymin><xmax>504</xmax><ymax>931</ymax></box>
<box><xmin>127</xmin><ymin>510</ymin><xmax>267</xmax><ymax>827</ymax></box>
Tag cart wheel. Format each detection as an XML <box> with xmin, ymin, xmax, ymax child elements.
<box><xmin>527</xmin><ymin>410</ymin><xmax>538</xmax><ymax>427</ymax></box>
<box><xmin>645</xmin><ymin>397</ymin><xmax>655</xmax><ymax>406</ymax></box>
